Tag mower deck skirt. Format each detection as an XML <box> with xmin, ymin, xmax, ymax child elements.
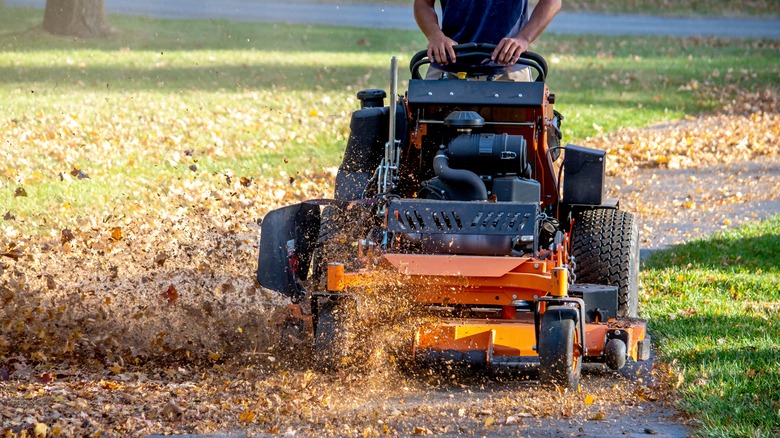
<box><xmin>412</xmin><ymin>314</ymin><xmax>647</xmax><ymax>365</ymax></box>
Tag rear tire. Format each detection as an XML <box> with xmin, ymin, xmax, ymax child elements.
<box><xmin>538</xmin><ymin>306</ymin><xmax>581</xmax><ymax>389</ymax></box>
<box><xmin>314</xmin><ymin>297</ymin><xmax>354</xmax><ymax>370</ymax></box>
<box><xmin>571</xmin><ymin>208</ymin><xmax>639</xmax><ymax>318</ymax></box>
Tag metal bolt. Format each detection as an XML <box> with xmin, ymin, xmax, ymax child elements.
<box><xmin>494</xmin><ymin>93</ymin><xmax>500</xmax><ymax>98</ymax></box>
<box><xmin>518</xmin><ymin>94</ymin><xmax>523</xmax><ymax>98</ymax></box>
<box><xmin>534</xmin><ymin>263</ymin><xmax>539</xmax><ymax>269</ymax></box>
<box><xmin>449</xmin><ymin>92</ymin><xmax>454</xmax><ymax>96</ymax></box>
<box><xmin>512</xmin><ymin>294</ymin><xmax>517</xmax><ymax>299</ymax></box>
<box><xmin>428</xmin><ymin>92</ymin><xmax>433</xmax><ymax>96</ymax></box>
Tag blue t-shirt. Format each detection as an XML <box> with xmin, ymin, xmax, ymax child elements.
<box><xmin>440</xmin><ymin>0</ymin><xmax>529</xmax><ymax>45</ymax></box>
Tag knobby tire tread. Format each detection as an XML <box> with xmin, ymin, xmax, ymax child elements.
<box><xmin>571</xmin><ymin>208</ymin><xmax>639</xmax><ymax>318</ymax></box>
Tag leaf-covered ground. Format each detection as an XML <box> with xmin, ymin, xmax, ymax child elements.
<box><xmin>1</xmin><ymin>78</ymin><xmax>778</xmax><ymax>437</ymax></box>
<box><xmin>599</xmin><ymin>87</ymin><xmax>780</xmax><ymax>249</ymax></box>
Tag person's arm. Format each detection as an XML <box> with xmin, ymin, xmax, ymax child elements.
<box><xmin>492</xmin><ymin>0</ymin><xmax>561</xmax><ymax>65</ymax></box>
<box><xmin>414</xmin><ymin>0</ymin><xmax>458</xmax><ymax>64</ymax></box>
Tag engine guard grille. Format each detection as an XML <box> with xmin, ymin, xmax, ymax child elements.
<box><xmin>386</xmin><ymin>199</ymin><xmax>538</xmax><ymax>237</ymax></box>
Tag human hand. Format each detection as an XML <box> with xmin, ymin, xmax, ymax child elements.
<box><xmin>426</xmin><ymin>32</ymin><xmax>458</xmax><ymax>65</ymax></box>
<box><xmin>492</xmin><ymin>36</ymin><xmax>530</xmax><ymax>65</ymax></box>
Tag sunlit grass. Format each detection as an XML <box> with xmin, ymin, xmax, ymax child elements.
<box><xmin>642</xmin><ymin>216</ymin><xmax>780</xmax><ymax>436</ymax></box>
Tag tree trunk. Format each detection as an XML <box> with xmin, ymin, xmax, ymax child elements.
<box><xmin>43</xmin><ymin>0</ymin><xmax>110</xmax><ymax>38</ymax></box>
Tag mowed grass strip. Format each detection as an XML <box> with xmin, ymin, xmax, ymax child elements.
<box><xmin>642</xmin><ymin>215</ymin><xmax>780</xmax><ymax>436</ymax></box>
<box><xmin>1</xmin><ymin>7</ymin><xmax>779</xmax><ymax>231</ymax></box>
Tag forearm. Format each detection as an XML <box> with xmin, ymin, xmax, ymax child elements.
<box><xmin>414</xmin><ymin>0</ymin><xmax>445</xmax><ymax>41</ymax></box>
<box><xmin>515</xmin><ymin>0</ymin><xmax>561</xmax><ymax>44</ymax></box>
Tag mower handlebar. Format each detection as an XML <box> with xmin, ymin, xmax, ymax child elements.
<box><xmin>409</xmin><ymin>43</ymin><xmax>548</xmax><ymax>82</ymax></box>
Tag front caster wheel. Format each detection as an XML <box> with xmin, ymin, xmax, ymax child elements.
<box><xmin>538</xmin><ymin>306</ymin><xmax>582</xmax><ymax>389</ymax></box>
<box><xmin>604</xmin><ymin>338</ymin><xmax>627</xmax><ymax>370</ymax></box>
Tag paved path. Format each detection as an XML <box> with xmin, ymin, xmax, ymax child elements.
<box><xmin>7</xmin><ymin>0</ymin><xmax>780</xmax><ymax>39</ymax></box>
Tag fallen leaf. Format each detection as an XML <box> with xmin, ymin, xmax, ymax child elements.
<box><xmin>1</xmin><ymin>248</ymin><xmax>23</xmax><ymax>261</ymax></box>
<box><xmin>505</xmin><ymin>415</ymin><xmax>522</xmax><ymax>425</ymax></box>
<box><xmin>589</xmin><ymin>411</ymin><xmax>607</xmax><ymax>421</ymax></box>
<box><xmin>111</xmin><ymin>227</ymin><xmax>123</xmax><ymax>241</ymax></box>
<box><xmin>45</xmin><ymin>274</ymin><xmax>56</xmax><ymax>290</ymax></box>
<box><xmin>634</xmin><ymin>385</ymin><xmax>660</xmax><ymax>401</ymax></box>
<box><xmin>34</xmin><ymin>423</ymin><xmax>48</xmax><ymax>438</ymax></box>
<box><xmin>677</xmin><ymin>308</ymin><xmax>697</xmax><ymax>316</ymax></box>
<box><xmin>161</xmin><ymin>399</ymin><xmax>185</xmax><ymax>417</ymax></box>
<box><xmin>162</xmin><ymin>284</ymin><xmax>179</xmax><ymax>305</ymax></box>
<box><xmin>412</xmin><ymin>426</ymin><xmax>432</xmax><ymax>435</ymax></box>
<box><xmin>238</xmin><ymin>409</ymin><xmax>256</xmax><ymax>424</ymax></box>
<box><xmin>61</xmin><ymin>229</ymin><xmax>75</xmax><ymax>244</ymax></box>
<box><xmin>584</xmin><ymin>394</ymin><xmax>595</xmax><ymax>405</ymax></box>
<box><xmin>14</xmin><ymin>187</ymin><xmax>27</xmax><ymax>197</ymax></box>
<box><xmin>70</xmin><ymin>167</ymin><xmax>89</xmax><ymax>179</ymax></box>
<box><xmin>36</xmin><ymin>373</ymin><xmax>55</xmax><ymax>384</ymax></box>
<box><xmin>100</xmin><ymin>380</ymin><xmax>122</xmax><ymax>390</ymax></box>
<box><xmin>154</xmin><ymin>252</ymin><xmax>167</xmax><ymax>266</ymax></box>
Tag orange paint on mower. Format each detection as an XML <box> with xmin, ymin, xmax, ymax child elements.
<box><xmin>326</xmin><ymin>251</ymin><xmax>647</xmax><ymax>365</ymax></box>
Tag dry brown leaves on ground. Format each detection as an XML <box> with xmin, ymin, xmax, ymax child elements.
<box><xmin>591</xmin><ymin>87</ymin><xmax>778</xmax><ymax>178</ymax></box>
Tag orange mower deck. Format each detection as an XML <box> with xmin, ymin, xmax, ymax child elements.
<box><xmin>326</xmin><ymin>252</ymin><xmax>649</xmax><ymax>368</ymax></box>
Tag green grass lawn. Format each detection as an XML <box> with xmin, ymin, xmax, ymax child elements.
<box><xmin>642</xmin><ymin>216</ymin><xmax>780</xmax><ymax>437</ymax></box>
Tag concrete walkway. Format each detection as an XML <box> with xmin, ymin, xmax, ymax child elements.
<box><xmin>7</xmin><ymin>0</ymin><xmax>780</xmax><ymax>39</ymax></box>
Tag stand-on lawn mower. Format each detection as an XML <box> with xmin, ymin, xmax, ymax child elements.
<box><xmin>257</xmin><ymin>44</ymin><xmax>650</xmax><ymax>387</ymax></box>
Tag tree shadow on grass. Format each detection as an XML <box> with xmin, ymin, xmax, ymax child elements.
<box><xmin>0</xmin><ymin>13</ymin><xmax>424</xmax><ymax>53</ymax></box>
<box><xmin>0</xmin><ymin>63</ymin><xmax>397</xmax><ymax>93</ymax></box>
